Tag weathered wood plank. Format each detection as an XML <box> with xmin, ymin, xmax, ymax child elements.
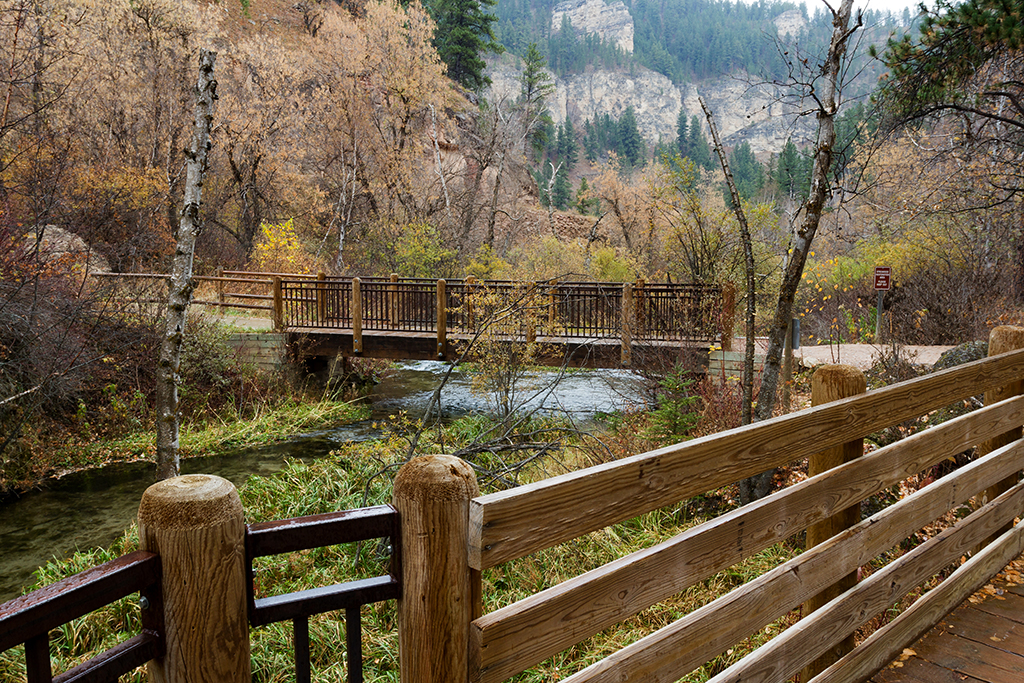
<box><xmin>470</xmin><ymin>399</ymin><xmax>1024</xmax><ymax>682</ymax></box>
<box><xmin>811</xmin><ymin>521</ymin><xmax>1024</xmax><ymax>683</ymax></box>
<box><xmin>913</xmin><ymin>628</ymin><xmax>1024</xmax><ymax>682</ymax></box>
<box><xmin>968</xmin><ymin>589</ymin><xmax>1024</xmax><ymax>626</ymax></box>
<box><xmin>872</xmin><ymin>656</ymin><xmax>986</xmax><ymax>683</ymax></box>
<box><xmin>703</xmin><ymin>482</ymin><xmax>1024</xmax><ymax>683</ymax></box>
<box><xmin>469</xmin><ymin>349</ymin><xmax>1024</xmax><ymax>570</ymax></box>
<box><xmin>531</xmin><ymin>439</ymin><xmax>1024</xmax><ymax>683</ymax></box>
<box><xmin>939</xmin><ymin>605</ymin><xmax>1024</xmax><ymax>654</ymax></box>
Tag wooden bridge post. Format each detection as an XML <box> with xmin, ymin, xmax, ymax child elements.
<box><xmin>437</xmin><ymin>279</ymin><xmax>447</xmax><ymax>359</ymax></box>
<box><xmin>272</xmin><ymin>277</ymin><xmax>283</xmax><ymax>331</ymax></box>
<box><xmin>720</xmin><ymin>281</ymin><xmax>736</xmax><ymax>352</ymax></box>
<box><xmin>621</xmin><ymin>283</ymin><xmax>633</xmax><ymax>366</ymax></box>
<box><xmin>316</xmin><ymin>271</ymin><xmax>326</xmax><ymax>323</ymax></box>
<box><xmin>548</xmin><ymin>279</ymin><xmax>558</xmax><ymax>333</ymax></box>
<box><xmin>215</xmin><ymin>266</ymin><xmax>225</xmax><ymax>314</ymax></box>
<box><xmin>634</xmin><ymin>278</ymin><xmax>645</xmax><ymax>337</ymax></box>
<box><xmin>526</xmin><ymin>283</ymin><xmax>537</xmax><ymax>344</ymax></box>
<box><xmin>800</xmin><ymin>364</ymin><xmax>866</xmax><ymax>682</ymax></box>
<box><xmin>977</xmin><ymin>325</ymin><xmax>1024</xmax><ymax>545</ymax></box>
<box><xmin>389</xmin><ymin>273</ymin><xmax>399</xmax><ymax>328</ymax></box>
<box><xmin>138</xmin><ymin>475</ymin><xmax>250</xmax><ymax>683</ymax></box>
<box><xmin>465</xmin><ymin>276</ymin><xmax>477</xmax><ymax>328</ymax></box>
<box><xmin>352</xmin><ymin>277</ymin><xmax>363</xmax><ymax>354</ymax></box>
<box><xmin>393</xmin><ymin>455</ymin><xmax>479</xmax><ymax>683</ymax></box>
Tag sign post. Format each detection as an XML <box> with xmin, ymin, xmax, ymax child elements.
<box><xmin>874</xmin><ymin>266</ymin><xmax>891</xmax><ymax>342</ymax></box>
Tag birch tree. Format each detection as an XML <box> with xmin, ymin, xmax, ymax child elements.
<box><xmin>155</xmin><ymin>49</ymin><xmax>216</xmax><ymax>480</ymax></box>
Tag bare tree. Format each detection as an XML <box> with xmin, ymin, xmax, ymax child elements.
<box><xmin>155</xmin><ymin>50</ymin><xmax>216</xmax><ymax>480</ymax></box>
<box><xmin>699</xmin><ymin>96</ymin><xmax>756</xmax><ymax>426</ymax></box>
<box><xmin>744</xmin><ymin>0</ymin><xmax>861</xmax><ymax>502</ymax></box>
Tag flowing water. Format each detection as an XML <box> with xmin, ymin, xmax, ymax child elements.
<box><xmin>0</xmin><ymin>362</ymin><xmax>645</xmax><ymax>601</ymax></box>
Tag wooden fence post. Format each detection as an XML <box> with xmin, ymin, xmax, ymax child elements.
<box><xmin>272</xmin><ymin>277</ymin><xmax>283</xmax><ymax>331</ymax></box>
<box><xmin>526</xmin><ymin>283</ymin><xmax>537</xmax><ymax>344</ymax></box>
<box><xmin>389</xmin><ymin>273</ymin><xmax>399</xmax><ymax>328</ymax></box>
<box><xmin>720</xmin><ymin>281</ymin><xmax>736</xmax><ymax>352</ymax></box>
<box><xmin>548</xmin><ymin>279</ymin><xmax>558</xmax><ymax>333</ymax></box>
<box><xmin>621</xmin><ymin>283</ymin><xmax>633</xmax><ymax>367</ymax></box>
<box><xmin>437</xmin><ymin>279</ymin><xmax>447</xmax><ymax>360</ymax></box>
<box><xmin>393</xmin><ymin>455</ymin><xmax>479</xmax><ymax>683</ymax></box>
<box><xmin>977</xmin><ymin>325</ymin><xmax>1024</xmax><ymax>544</ymax></box>
<box><xmin>215</xmin><ymin>266</ymin><xmax>225</xmax><ymax>314</ymax></box>
<box><xmin>800</xmin><ymin>364</ymin><xmax>866</xmax><ymax>682</ymax></box>
<box><xmin>138</xmin><ymin>475</ymin><xmax>250</xmax><ymax>682</ymax></box>
<box><xmin>465</xmin><ymin>275</ymin><xmax>477</xmax><ymax>329</ymax></box>
<box><xmin>352</xmin><ymin>277</ymin><xmax>362</xmax><ymax>354</ymax></box>
<box><xmin>316</xmin><ymin>271</ymin><xmax>326</xmax><ymax>323</ymax></box>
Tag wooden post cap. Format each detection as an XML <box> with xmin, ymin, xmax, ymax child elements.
<box><xmin>989</xmin><ymin>326</ymin><xmax>1024</xmax><ymax>356</ymax></box>
<box><xmin>811</xmin><ymin>364</ymin><xmax>867</xmax><ymax>406</ymax></box>
<box><xmin>393</xmin><ymin>454</ymin><xmax>479</xmax><ymax>502</ymax></box>
<box><xmin>139</xmin><ymin>474</ymin><xmax>243</xmax><ymax>530</ymax></box>
<box><xmin>139</xmin><ymin>475</ymin><xmax>250</xmax><ymax>683</ymax></box>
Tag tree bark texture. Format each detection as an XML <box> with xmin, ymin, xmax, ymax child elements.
<box><xmin>155</xmin><ymin>50</ymin><xmax>217</xmax><ymax>480</ymax></box>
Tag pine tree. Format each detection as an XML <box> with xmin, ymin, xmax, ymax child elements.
<box><xmin>583</xmin><ymin>119</ymin><xmax>599</xmax><ymax>161</ymax></box>
<box><xmin>561</xmin><ymin>118</ymin><xmax>578</xmax><ymax>169</ymax></box>
<box><xmin>727</xmin><ymin>141</ymin><xmax>764</xmax><ymax>203</ymax></box>
<box><xmin>518</xmin><ymin>42</ymin><xmax>554</xmax><ymax>156</ymax></box>
<box><xmin>618</xmin><ymin>106</ymin><xmax>645</xmax><ymax>168</ymax></box>
<box><xmin>428</xmin><ymin>0</ymin><xmax>503</xmax><ymax>91</ymax></box>
<box><xmin>687</xmin><ymin>115</ymin><xmax>714</xmax><ymax>170</ymax></box>
<box><xmin>576</xmin><ymin>177</ymin><xmax>597</xmax><ymax>214</ymax></box>
<box><xmin>676</xmin><ymin>108</ymin><xmax>689</xmax><ymax>156</ymax></box>
<box><xmin>552</xmin><ymin>166</ymin><xmax>572</xmax><ymax>209</ymax></box>
<box><xmin>774</xmin><ymin>138</ymin><xmax>803</xmax><ymax>200</ymax></box>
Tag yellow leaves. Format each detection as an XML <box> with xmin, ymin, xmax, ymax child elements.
<box><xmin>249</xmin><ymin>218</ymin><xmax>314</xmax><ymax>274</ymax></box>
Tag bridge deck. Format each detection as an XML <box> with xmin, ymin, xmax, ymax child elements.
<box><xmin>872</xmin><ymin>560</ymin><xmax>1024</xmax><ymax>683</ymax></box>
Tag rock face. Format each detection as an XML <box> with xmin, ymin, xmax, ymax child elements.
<box><xmin>551</xmin><ymin>0</ymin><xmax>634</xmax><ymax>54</ymax></box>
<box><xmin>774</xmin><ymin>9</ymin><xmax>807</xmax><ymax>39</ymax></box>
<box><xmin>487</xmin><ymin>62</ymin><xmax>815</xmax><ymax>156</ymax></box>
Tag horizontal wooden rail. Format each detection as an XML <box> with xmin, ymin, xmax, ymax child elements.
<box><xmin>469</xmin><ymin>347</ymin><xmax>1024</xmax><ymax>569</ymax></box>
<box><xmin>470</xmin><ymin>398</ymin><xmax>1024</xmax><ymax>681</ymax></box>
<box><xmin>0</xmin><ymin>550</ymin><xmax>163</xmax><ymax>682</ymax></box>
<box><xmin>555</xmin><ymin>438</ymin><xmax>1024</xmax><ymax>683</ymax></box>
<box><xmin>813</xmin><ymin>514</ymin><xmax>1024</xmax><ymax>683</ymax></box>
<box><xmin>708</xmin><ymin>481</ymin><xmax>1024</xmax><ymax>683</ymax></box>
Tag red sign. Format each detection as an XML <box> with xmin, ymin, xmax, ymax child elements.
<box><xmin>874</xmin><ymin>266</ymin><xmax>891</xmax><ymax>291</ymax></box>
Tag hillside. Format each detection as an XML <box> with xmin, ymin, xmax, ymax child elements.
<box><xmin>491</xmin><ymin>0</ymin><xmax>912</xmax><ymax>154</ymax></box>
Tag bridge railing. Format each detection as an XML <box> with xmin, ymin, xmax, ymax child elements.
<box><xmin>276</xmin><ymin>275</ymin><xmax>721</xmax><ymax>343</ymax></box>
<box><xmin>0</xmin><ymin>492</ymin><xmax>399</xmax><ymax>683</ymax></box>
<box><xmin>89</xmin><ymin>272</ymin><xmax>723</xmax><ymax>347</ymax></box>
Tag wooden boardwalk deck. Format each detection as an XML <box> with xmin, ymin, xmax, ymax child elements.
<box><xmin>872</xmin><ymin>559</ymin><xmax>1024</xmax><ymax>683</ymax></box>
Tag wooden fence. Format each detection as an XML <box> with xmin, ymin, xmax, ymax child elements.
<box><xmin>4</xmin><ymin>327</ymin><xmax>1024</xmax><ymax>682</ymax></box>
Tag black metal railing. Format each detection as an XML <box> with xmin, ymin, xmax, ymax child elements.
<box><xmin>0</xmin><ymin>551</ymin><xmax>163</xmax><ymax>683</ymax></box>
<box><xmin>245</xmin><ymin>505</ymin><xmax>401</xmax><ymax>683</ymax></box>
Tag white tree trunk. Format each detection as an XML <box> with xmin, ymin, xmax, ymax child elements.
<box><xmin>155</xmin><ymin>50</ymin><xmax>217</xmax><ymax>480</ymax></box>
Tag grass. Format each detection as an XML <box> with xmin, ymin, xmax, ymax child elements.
<box><xmin>38</xmin><ymin>396</ymin><xmax>370</xmax><ymax>479</ymax></box>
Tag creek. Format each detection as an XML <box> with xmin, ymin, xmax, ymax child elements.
<box><xmin>0</xmin><ymin>361</ymin><xmax>645</xmax><ymax>601</ymax></box>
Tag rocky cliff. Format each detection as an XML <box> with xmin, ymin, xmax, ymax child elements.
<box><xmin>551</xmin><ymin>0</ymin><xmax>634</xmax><ymax>54</ymax></box>
<box><xmin>486</xmin><ymin>62</ymin><xmax>815</xmax><ymax>157</ymax></box>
